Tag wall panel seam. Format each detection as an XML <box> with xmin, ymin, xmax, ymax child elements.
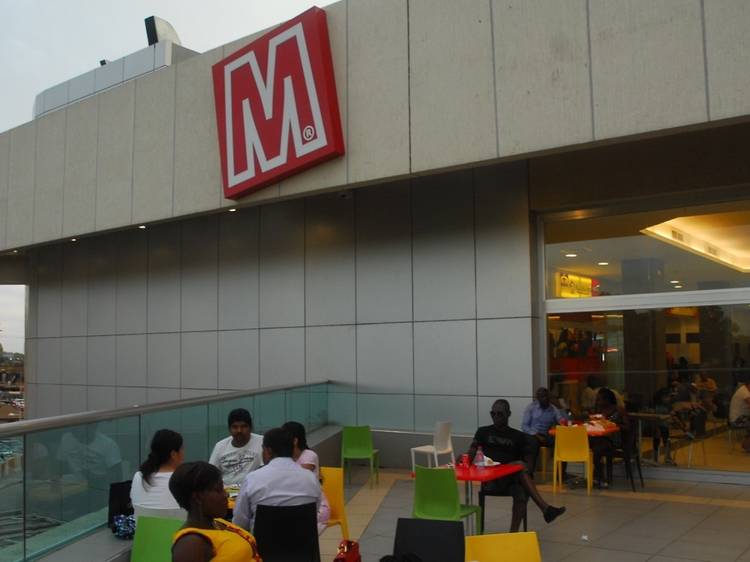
<box><xmin>699</xmin><ymin>0</ymin><xmax>711</xmax><ymax>121</ymax></box>
<box><xmin>3</xmin><ymin>136</ymin><xmax>9</xmax><ymax>247</ymax></box>
<box><xmin>406</xmin><ymin>0</ymin><xmax>413</xmax><ymax>174</ymax></box>
<box><xmin>585</xmin><ymin>0</ymin><xmax>596</xmax><ymax>140</ymax></box>
<box><xmin>171</xmin><ymin>68</ymin><xmax>178</xmax><ymax>218</ymax></box>
<box><xmin>489</xmin><ymin>0</ymin><xmax>500</xmax><ymax>157</ymax></box>
<box><xmin>93</xmin><ymin>97</ymin><xmax>101</xmax><ymax>230</ymax></box>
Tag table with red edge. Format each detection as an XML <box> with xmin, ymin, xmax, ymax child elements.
<box><xmin>455</xmin><ymin>463</ymin><xmax>524</xmax><ymax>505</ymax></box>
<box><xmin>548</xmin><ymin>423</ymin><xmax>620</xmax><ymax>437</ymax></box>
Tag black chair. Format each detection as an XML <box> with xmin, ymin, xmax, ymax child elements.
<box><xmin>478</xmin><ymin>484</ymin><xmax>527</xmax><ymax>533</ymax></box>
<box><xmin>392</xmin><ymin>518</ymin><xmax>464</xmax><ymax>562</ymax></box>
<box><xmin>253</xmin><ymin>503</ymin><xmax>320</xmax><ymax>562</ymax></box>
<box><xmin>605</xmin><ymin>428</ymin><xmax>644</xmax><ymax>492</ymax></box>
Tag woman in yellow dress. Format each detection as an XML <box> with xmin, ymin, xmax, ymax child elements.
<box><xmin>170</xmin><ymin>461</ymin><xmax>262</xmax><ymax>562</ymax></box>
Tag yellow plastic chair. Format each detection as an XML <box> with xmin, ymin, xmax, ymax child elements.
<box><xmin>465</xmin><ymin>531</ymin><xmax>541</xmax><ymax>561</ymax></box>
<box><xmin>320</xmin><ymin>466</ymin><xmax>349</xmax><ymax>539</ymax></box>
<box><xmin>552</xmin><ymin>425</ymin><xmax>592</xmax><ymax>495</ymax></box>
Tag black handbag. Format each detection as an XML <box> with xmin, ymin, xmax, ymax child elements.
<box><xmin>107</xmin><ymin>480</ymin><xmax>133</xmax><ymax>528</ymax></box>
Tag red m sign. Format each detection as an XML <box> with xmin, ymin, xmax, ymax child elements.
<box><xmin>212</xmin><ymin>7</ymin><xmax>345</xmax><ymax>199</ymax></box>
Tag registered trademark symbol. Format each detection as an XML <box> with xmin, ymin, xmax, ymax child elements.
<box><xmin>303</xmin><ymin>125</ymin><xmax>315</xmax><ymax>141</ymax></box>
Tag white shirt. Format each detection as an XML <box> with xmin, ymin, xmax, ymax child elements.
<box><xmin>130</xmin><ymin>471</ymin><xmax>184</xmax><ymax>516</ymax></box>
<box><xmin>232</xmin><ymin>457</ymin><xmax>321</xmax><ymax>532</ymax></box>
<box><xmin>209</xmin><ymin>434</ymin><xmax>263</xmax><ymax>486</ymax></box>
<box><xmin>730</xmin><ymin>384</ymin><xmax>750</xmax><ymax>422</ymax></box>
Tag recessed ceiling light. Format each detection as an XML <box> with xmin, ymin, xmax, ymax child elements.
<box><xmin>564</xmin><ymin>253</ymin><xmax>577</xmax><ymax>258</ymax></box>
<box><xmin>674</xmin><ymin>285</ymin><xmax>683</xmax><ymax>289</ymax></box>
<box><xmin>597</xmin><ymin>261</ymin><xmax>609</xmax><ymax>266</ymax></box>
<box><xmin>11</xmin><ymin>250</ymin><xmax>18</xmax><ymax>254</ymax></box>
<box><xmin>228</xmin><ymin>208</ymin><xmax>237</xmax><ymax>212</ymax></box>
<box><xmin>71</xmin><ymin>238</ymin><xmax>77</xmax><ymax>242</ymax></box>
<box><xmin>138</xmin><ymin>225</ymin><xmax>146</xmax><ymax>230</ymax></box>
<box><xmin>669</xmin><ymin>280</ymin><xmax>680</xmax><ymax>284</ymax></box>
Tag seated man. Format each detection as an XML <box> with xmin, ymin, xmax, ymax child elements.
<box><xmin>521</xmin><ymin>387</ymin><xmax>566</xmax><ymax>474</ymax></box>
<box><xmin>209</xmin><ymin>408</ymin><xmax>263</xmax><ymax>487</ymax></box>
<box><xmin>233</xmin><ymin>427</ymin><xmax>321</xmax><ymax>532</ymax></box>
<box><xmin>468</xmin><ymin>399</ymin><xmax>565</xmax><ymax>532</ymax></box>
<box><xmin>729</xmin><ymin>381</ymin><xmax>750</xmax><ymax>452</ymax></box>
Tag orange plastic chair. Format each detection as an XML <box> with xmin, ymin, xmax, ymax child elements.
<box><xmin>320</xmin><ymin>466</ymin><xmax>349</xmax><ymax>539</ymax></box>
<box><xmin>552</xmin><ymin>425</ymin><xmax>592</xmax><ymax>495</ymax></box>
<box><xmin>465</xmin><ymin>531</ymin><xmax>541</xmax><ymax>561</ymax></box>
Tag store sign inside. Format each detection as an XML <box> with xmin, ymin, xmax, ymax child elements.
<box><xmin>212</xmin><ymin>7</ymin><xmax>345</xmax><ymax>199</ymax></box>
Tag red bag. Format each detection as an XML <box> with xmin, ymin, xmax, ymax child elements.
<box><xmin>333</xmin><ymin>540</ymin><xmax>361</xmax><ymax>562</ymax></box>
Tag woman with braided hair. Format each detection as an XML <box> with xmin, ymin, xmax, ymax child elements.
<box><xmin>170</xmin><ymin>461</ymin><xmax>261</xmax><ymax>562</ymax></box>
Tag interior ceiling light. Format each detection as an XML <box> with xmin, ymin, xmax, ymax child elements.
<box><xmin>597</xmin><ymin>261</ymin><xmax>609</xmax><ymax>266</ymax></box>
<box><xmin>669</xmin><ymin>280</ymin><xmax>680</xmax><ymax>284</ymax></box>
<box><xmin>228</xmin><ymin>208</ymin><xmax>237</xmax><ymax>212</ymax></box>
<box><xmin>564</xmin><ymin>253</ymin><xmax>577</xmax><ymax>258</ymax></box>
<box><xmin>138</xmin><ymin>225</ymin><xmax>147</xmax><ymax>230</ymax></box>
<box><xmin>674</xmin><ymin>285</ymin><xmax>683</xmax><ymax>289</ymax></box>
<box><xmin>71</xmin><ymin>238</ymin><xmax>77</xmax><ymax>242</ymax></box>
<box><xmin>642</xmin><ymin>219</ymin><xmax>750</xmax><ymax>273</ymax></box>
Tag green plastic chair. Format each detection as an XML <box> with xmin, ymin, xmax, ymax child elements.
<box><xmin>131</xmin><ymin>516</ymin><xmax>185</xmax><ymax>562</ymax></box>
<box><xmin>341</xmin><ymin>425</ymin><xmax>380</xmax><ymax>486</ymax></box>
<box><xmin>412</xmin><ymin>466</ymin><xmax>482</xmax><ymax>535</ymax></box>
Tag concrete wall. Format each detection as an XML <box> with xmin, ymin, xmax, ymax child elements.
<box><xmin>24</xmin><ymin>163</ymin><xmax>537</xmax><ymax>435</ymax></box>
<box><xmin>1</xmin><ymin>0</ymin><xmax>749</xmax><ymax>252</ymax></box>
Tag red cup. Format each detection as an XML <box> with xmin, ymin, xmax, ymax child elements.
<box><xmin>460</xmin><ymin>454</ymin><xmax>470</xmax><ymax>467</ymax></box>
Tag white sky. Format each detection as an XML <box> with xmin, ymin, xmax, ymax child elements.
<box><xmin>0</xmin><ymin>1</ymin><xmax>336</xmax><ymax>352</ymax></box>
<box><xmin>0</xmin><ymin>0</ymin><xmax>336</xmax><ymax>133</ymax></box>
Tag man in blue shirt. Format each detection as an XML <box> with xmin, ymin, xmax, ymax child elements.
<box><xmin>522</xmin><ymin>387</ymin><xmax>566</xmax><ymax>476</ymax></box>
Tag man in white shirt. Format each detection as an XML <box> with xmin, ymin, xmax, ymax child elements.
<box><xmin>233</xmin><ymin>427</ymin><xmax>321</xmax><ymax>532</ymax></box>
<box><xmin>729</xmin><ymin>381</ymin><xmax>750</xmax><ymax>452</ymax></box>
<box><xmin>209</xmin><ymin>408</ymin><xmax>263</xmax><ymax>486</ymax></box>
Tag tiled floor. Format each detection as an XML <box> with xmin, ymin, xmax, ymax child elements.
<box><xmin>326</xmin><ymin>466</ymin><xmax>750</xmax><ymax>561</ymax></box>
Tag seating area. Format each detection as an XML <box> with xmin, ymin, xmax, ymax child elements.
<box><xmin>325</xmin><ymin>465</ymin><xmax>750</xmax><ymax>562</ymax></box>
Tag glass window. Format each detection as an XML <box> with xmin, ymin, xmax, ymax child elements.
<box><xmin>545</xmin><ymin>203</ymin><xmax>750</xmax><ymax>298</ymax></box>
<box><xmin>547</xmin><ymin>303</ymin><xmax>750</xmax><ymax>472</ymax></box>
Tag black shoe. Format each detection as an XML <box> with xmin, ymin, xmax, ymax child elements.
<box><xmin>544</xmin><ymin>505</ymin><xmax>566</xmax><ymax>523</ymax></box>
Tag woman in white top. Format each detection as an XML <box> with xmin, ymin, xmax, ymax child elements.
<box><xmin>283</xmin><ymin>421</ymin><xmax>330</xmax><ymax>534</ymax></box>
<box><xmin>130</xmin><ymin>429</ymin><xmax>186</xmax><ymax>519</ymax></box>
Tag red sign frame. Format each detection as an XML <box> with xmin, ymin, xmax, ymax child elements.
<box><xmin>212</xmin><ymin>7</ymin><xmax>345</xmax><ymax>199</ymax></box>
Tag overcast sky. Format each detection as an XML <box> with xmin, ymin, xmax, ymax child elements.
<box><xmin>0</xmin><ymin>1</ymin><xmax>336</xmax><ymax>352</ymax></box>
<box><xmin>0</xmin><ymin>0</ymin><xmax>336</xmax><ymax>133</ymax></box>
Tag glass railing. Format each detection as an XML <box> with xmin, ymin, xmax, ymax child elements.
<box><xmin>0</xmin><ymin>382</ymin><xmax>329</xmax><ymax>562</ymax></box>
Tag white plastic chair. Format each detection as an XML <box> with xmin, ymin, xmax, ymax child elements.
<box><xmin>410</xmin><ymin>421</ymin><xmax>455</xmax><ymax>472</ymax></box>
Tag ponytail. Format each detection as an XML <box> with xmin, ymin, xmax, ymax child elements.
<box><xmin>140</xmin><ymin>429</ymin><xmax>183</xmax><ymax>487</ymax></box>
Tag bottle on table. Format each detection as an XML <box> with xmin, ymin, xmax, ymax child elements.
<box><xmin>473</xmin><ymin>446</ymin><xmax>485</xmax><ymax>467</ymax></box>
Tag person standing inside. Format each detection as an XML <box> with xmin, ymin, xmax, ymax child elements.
<box><xmin>729</xmin><ymin>381</ymin><xmax>750</xmax><ymax>452</ymax></box>
<box><xmin>209</xmin><ymin>409</ymin><xmax>263</xmax><ymax>487</ymax></box>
